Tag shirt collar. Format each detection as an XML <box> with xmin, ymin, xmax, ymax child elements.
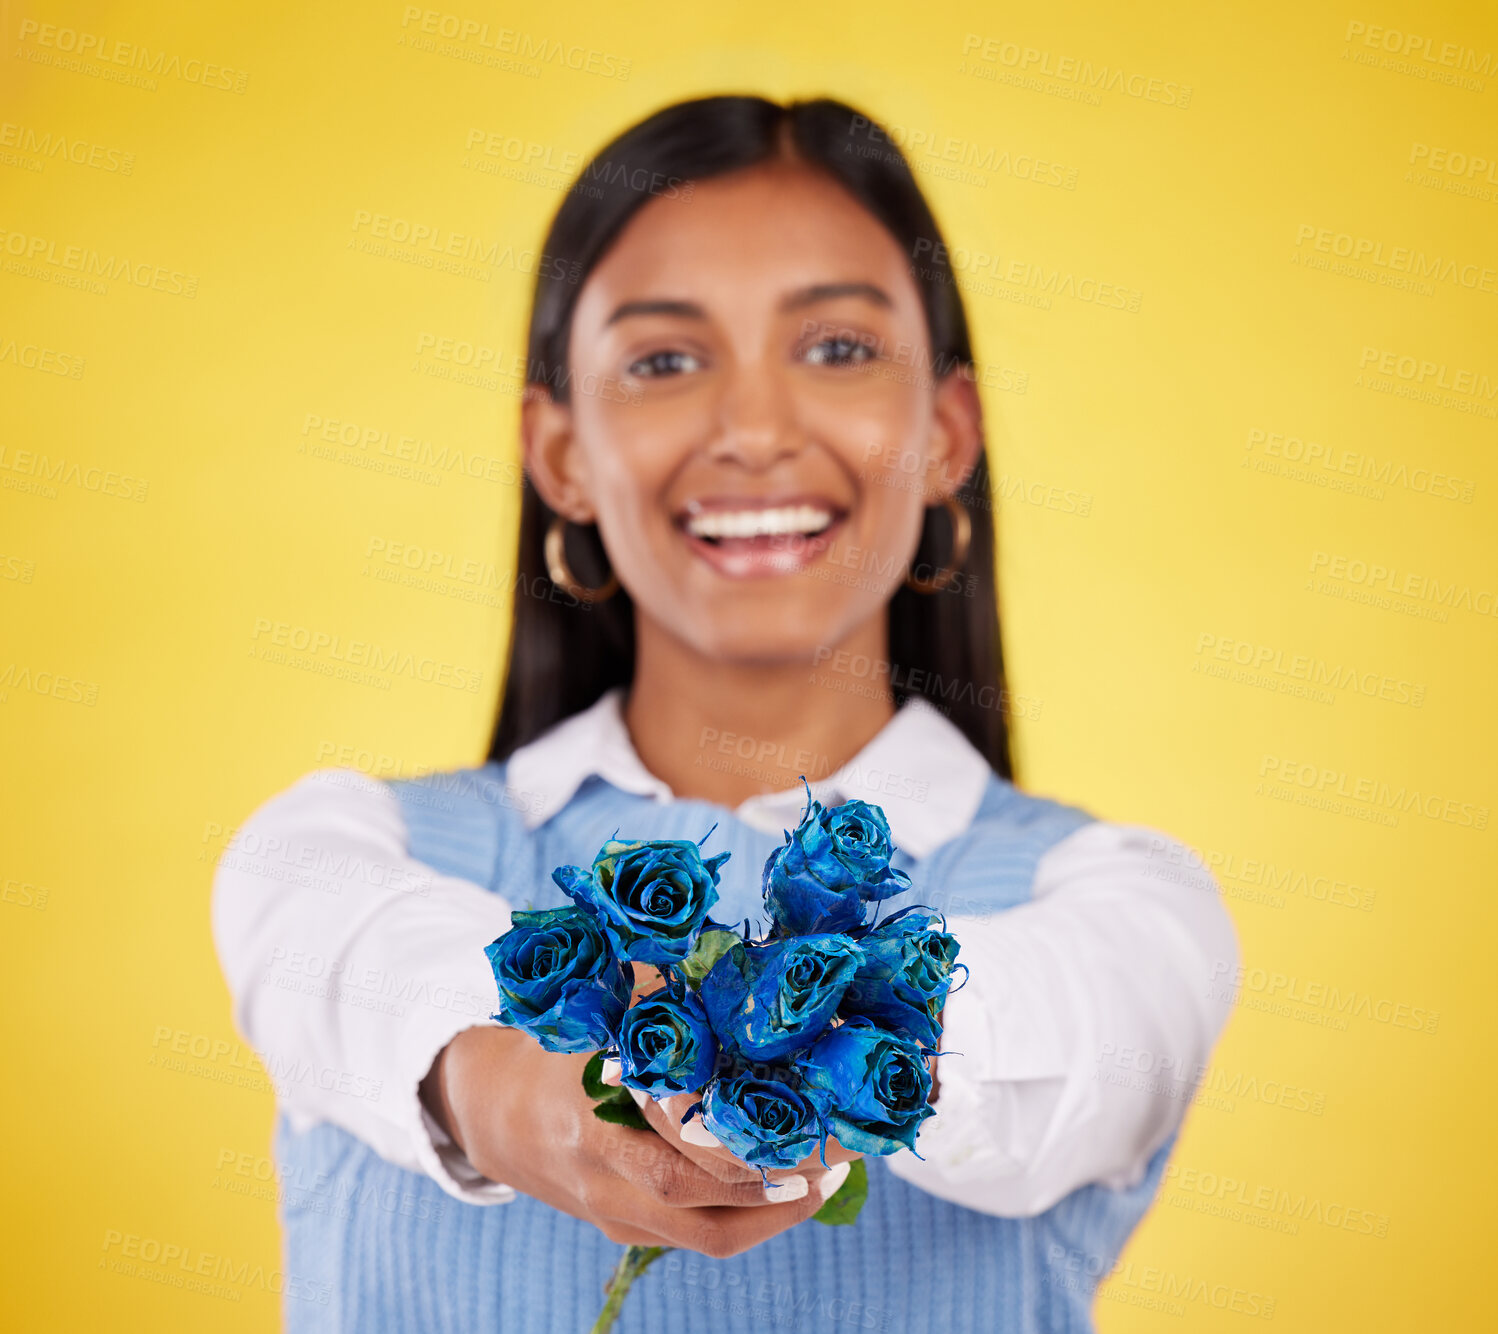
<box><xmin>501</xmin><ymin>685</ymin><xmax>992</xmax><ymax>859</ymax></box>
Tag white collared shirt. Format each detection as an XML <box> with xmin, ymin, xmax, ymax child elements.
<box><xmin>212</xmin><ymin>688</ymin><xmax>1239</xmax><ymax>1217</ymax></box>
<box><xmin>501</xmin><ymin>687</ymin><xmax>991</xmax><ymax>857</ymax></box>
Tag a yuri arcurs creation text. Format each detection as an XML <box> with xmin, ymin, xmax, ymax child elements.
<box><xmin>483</xmin><ymin>783</ymin><xmax>962</xmax><ymax>1332</ymax></box>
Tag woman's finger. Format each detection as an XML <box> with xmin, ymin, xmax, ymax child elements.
<box><xmin>636</xmin><ymin>1092</ymin><xmax>769</xmax><ymax>1189</ymax></box>
<box><xmin>785</xmin><ymin>1137</ymin><xmax>863</xmax><ymax>1171</ymax></box>
<box><xmin>593</xmin><ymin>1220</ymin><xmax>679</xmax><ymax>1248</ymax></box>
<box><xmin>619</xmin><ymin>1162</ymin><xmax>850</xmax><ymax>1258</ymax></box>
<box><xmin>601</xmin><ymin>1121</ymin><xmax>778</xmax><ymax>1209</ymax></box>
<box><xmin>644</xmin><ymin>1084</ymin><xmax>864</xmax><ymax>1178</ymax></box>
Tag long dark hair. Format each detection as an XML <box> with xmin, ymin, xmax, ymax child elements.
<box><xmin>489</xmin><ymin>95</ymin><xmax>1013</xmax><ymax>779</ymax></box>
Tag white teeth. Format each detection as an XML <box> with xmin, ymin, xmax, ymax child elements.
<box><xmin>684</xmin><ymin>505</ymin><xmax>835</xmax><ymax>541</ymax></box>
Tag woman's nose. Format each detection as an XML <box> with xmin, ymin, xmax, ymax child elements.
<box><xmin>706</xmin><ymin>361</ymin><xmax>803</xmax><ymax>469</ymax></box>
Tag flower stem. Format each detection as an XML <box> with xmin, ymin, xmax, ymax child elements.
<box><xmin>592</xmin><ymin>1244</ymin><xmax>670</xmax><ymax>1334</ymax></box>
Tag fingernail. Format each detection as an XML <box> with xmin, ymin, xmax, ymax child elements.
<box><xmin>817</xmin><ymin>1161</ymin><xmax>852</xmax><ymax>1201</ymax></box>
<box><xmin>680</xmin><ymin>1120</ymin><xmax>721</xmax><ymax>1149</ymax></box>
<box><xmin>764</xmin><ymin>1174</ymin><xmax>809</xmax><ymax>1203</ymax></box>
<box><xmin>601</xmin><ymin>1058</ymin><xmax>622</xmax><ymax>1087</ymax></box>
<box><xmin>626</xmin><ymin>1086</ymin><xmax>649</xmax><ymax>1108</ymax></box>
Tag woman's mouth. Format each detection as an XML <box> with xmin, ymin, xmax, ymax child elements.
<box><xmin>675</xmin><ymin>497</ymin><xmax>849</xmax><ymax>578</ymax></box>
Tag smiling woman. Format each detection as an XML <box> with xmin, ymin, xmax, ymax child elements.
<box><xmin>494</xmin><ymin>97</ymin><xmax>1008</xmax><ymax>784</ymax></box>
<box><xmin>212</xmin><ymin>94</ymin><xmax>1238</xmax><ymax>1334</ymax></box>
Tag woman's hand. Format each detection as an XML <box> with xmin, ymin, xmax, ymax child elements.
<box><xmin>621</xmin><ymin>1072</ymin><xmax>863</xmax><ymax>1188</ymax></box>
<box><xmin>613</xmin><ymin>963</ymin><xmax>862</xmax><ymax>1188</ymax></box>
<box><xmin>611</xmin><ymin>964</ymin><xmax>863</xmax><ymax>1190</ymax></box>
<box><xmin>421</xmin><ymin>1024</ymin><xmax>844</xmax><ymax>1259</ymax></box>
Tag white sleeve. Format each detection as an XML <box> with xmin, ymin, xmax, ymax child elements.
<box><xmin>886</xmin><ymin>821</ymin><xmax>1240</xmax><ymax>1217</ymax></box>
<box><xmin>210</xmin><ymin>767</ymin><xmax>519</xmax><ymax>1206</ymax></box>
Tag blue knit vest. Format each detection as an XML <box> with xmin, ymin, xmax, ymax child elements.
<box><xmin>273</xmin><ymin>761</ymin><xmax>1176</xmax><ymax>1333</ymax></box>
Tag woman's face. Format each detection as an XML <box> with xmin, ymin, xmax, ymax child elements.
<box><xmin>525</xmin><ymin>158</ymin><xmax>981</xmax><ymax>665</ymax></box>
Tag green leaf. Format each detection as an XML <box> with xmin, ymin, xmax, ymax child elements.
<box><xmin>581</xmin><ymin>1051</ymin><xmax>614</xmax><ymax>1101</ymax></box>
<box><xmin>812</xmin><ymin>1158</ymin><xmax>868</xmax><ymax>1226</ymax></box>
<box><xmin>592</xmin><ymin>1100</ymin><xmax>652</xmax><ymax>1132</ymax></box>
<box><xmin>581</xmin><ymin>1051</ymin><xmax>653</xmax><ymax>1134</ymax></box>
<box><xmin>676</xmin><ymin>929</ymin><xmax>740</xmax><ymax>988</ymax></box>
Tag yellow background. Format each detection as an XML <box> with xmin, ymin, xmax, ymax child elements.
<box><xmin>3</xmin><ymin>0</ymin><xmax>1495</xmax><ymax>1328</ymax></box>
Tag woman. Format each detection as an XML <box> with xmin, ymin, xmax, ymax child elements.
<box><xmin>213</xmin><ymin>95</ymin><xmax>1238</xmax><ymax>1332</ymax></box>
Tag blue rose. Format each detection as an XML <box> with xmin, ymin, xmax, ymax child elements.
<box><xmin>699</xmin><ymin>934</ymin><xmax>863</xmax><ymax>1062</ymax></box>
<box><xmin>698</xmin><ymin>1069</ymin><xmax>825</xmax><ymax>1172</ymax></box>
<box><xmin>554</xmin><ymin>836</ymin><xmax>730</xmax><ymax>967</ymax></box>
<box><xmin>484</xmin><ymin>907</ymin><xmax>632</xmax><ymax>1054</ymax></box>
<box><xmin>839</xmin><ymin>907</ymin><xmax>960</xmax><ymax>1048</ymax></box>
<box><xmin>616</xmin><ymin>983</ymin><xmax>719</xmax><ymax>1098</ymax></box>
<box><xmin>762</xmin><ymin>792</ymin><xmax>913</xmax><ymax>936</ymax></box>
<box><xmin>796</xmin><ymin>1017</ymin><xmax>935</xmax><ymax>1155</ymax></box>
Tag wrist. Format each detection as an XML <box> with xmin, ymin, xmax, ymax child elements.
<box><xmin>423</xmin><ymin>1024</ymin><xmax>535</xmax><ymax>1165</ymax></box>
<box><xmin>420</xmin><ymin>1024</ymin><xmax>508</xmax><ymax>1154</ymax></box>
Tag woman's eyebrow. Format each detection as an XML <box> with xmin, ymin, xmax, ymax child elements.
<box><xmin>603</xmin><ymin>282</ymin><xmax>893</xmax><ymax>328</ymax></box>
<box><xmin>779</xmin><ymin>282</ymin><xmax>893</xmax><ymax>312</ymax></box>
<box><xmin>604</xmin><ymin>298</ymin><xmax>706</xmax><ymax>327</ymax></box>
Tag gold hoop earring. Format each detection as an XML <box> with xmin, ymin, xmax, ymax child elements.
<box><xmin>904</xmin><ymin>497</ymin><xmax>972</xmax><ymax>594</ymax></box>
<box><xmin>544</xmin><ymin>514</ymin><xmax>620</xmax><ymax>603</ymax></box>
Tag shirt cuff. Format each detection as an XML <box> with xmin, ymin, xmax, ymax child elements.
<box><xmin>890</xmin><ymin>908</ymin><xmax>1076</xmax><ymax>1193</ymax></box>
<box><xmin>886</xmin><ymin>819</ymin><xmax>1238</xmax><ymax>1216</ymax></box>
<box><xmin>383</xmin><ymin>912</ymin><xmax>521</xmax><ymax>1207</ymax></box>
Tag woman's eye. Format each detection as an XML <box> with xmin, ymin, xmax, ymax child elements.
<box><xmin>803</xmin><ymin>334</ymin><xmax>875</xmax><ymax>367</ymax></box>
<box><xmin>627</xmin><ymin>349</ymin><xmax>702</xmax><ymax>378</ymax></box>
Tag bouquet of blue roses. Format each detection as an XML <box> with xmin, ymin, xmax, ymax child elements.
<box><xmin>483</xmin><ymin>781</ymin><xmax>961</xmax><ymax>1332</ymax></box>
